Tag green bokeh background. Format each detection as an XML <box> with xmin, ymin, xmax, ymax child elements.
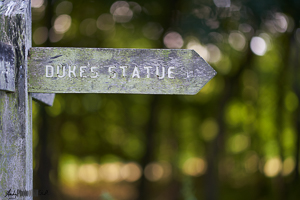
<box><xmin>31</xmin><ymin>0</ymin><xmax>300</xmax><ymax>199</ymax></box>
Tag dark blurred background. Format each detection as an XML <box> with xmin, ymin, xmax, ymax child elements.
<box><xmin>31</xmin><ymin>0</ymin><xmax>300</xmax><ymax>199</ymax></box>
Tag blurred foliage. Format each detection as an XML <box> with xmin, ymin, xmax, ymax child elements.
<box><xmin>31</xmin><ymin>0</ymin><xmax>300</xmax><ymax>199</ymax></box>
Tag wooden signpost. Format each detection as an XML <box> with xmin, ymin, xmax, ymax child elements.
<box><xmin>28</xmin><ymin>47</ymin><xmax>215</xmax><ymax>95</ymax></box>
<box><xmin>0</xmin><ymin>0</ymin><xmax>216</xmax><ymax>199</ymax></box>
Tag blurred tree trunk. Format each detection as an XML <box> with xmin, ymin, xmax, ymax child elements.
<box><xmin>164</xmin><ymin>96</ymin><xmax>181</xmax><ymax>199</ymax></box>
<box><xmin>35</xmin><ymin>106</ymin><xmax>53</xmax><ymax>200</ymax></box>
<box><xmin>34</xmin><ymin>0</ymin><xmax>56</xmax><ymax>199</ymax></box>
<box><xmin>205</xmin><ymin>46</ymin><xmax>253</xmax><ymax>200</ymax></box>
<box><xmin>137</xmin><ymin>0</ymin><xmax>180</xmax><ymax>198</ymax></box>
<box><xmin>281</xmin><ymin>0</ymin><xmax>300</xmax><ymax>194</ymax></box>
<box><xmin>137</xmin><ymin>95</ymin><xmax>159</xmax><ymax>200</ymax></box>
<box><xmin>274</xmin><ymin>32</ymin><xmax>295</xmax><ymax>200</ymax></box>
<box><xmin>292</xmin><ymin>35</ymin><xmax>300</xmax><ymax>187</ymax></box>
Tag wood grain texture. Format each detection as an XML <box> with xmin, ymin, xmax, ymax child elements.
<box><xmin>0</xmin><ymin>42</ymin><xmax>15</xmax><ymax>91</ymax></box>
<box><xmin>0</xmin><ymin>0</ymin><xmax>33</xmax><ymax>198</ymax></box>
<box><xmin>28</xmin><ymin>47</ymin><xmax>217</xmax><ymax>95</ymax></box>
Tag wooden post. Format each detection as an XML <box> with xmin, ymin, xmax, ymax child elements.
<box><xmin>0</xmin><ymin>0</ymin><xmax>33</xmax><ymax>198</ymax></box>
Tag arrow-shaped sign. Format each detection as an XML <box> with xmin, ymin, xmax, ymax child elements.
<box><xmin>28</xmin><ymin>47</ymin><xmax>216</xmax><ymax>95</ymax></box>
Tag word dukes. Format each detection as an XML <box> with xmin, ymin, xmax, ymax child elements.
<box><xmin>45</xmin><ymin>65</ymin><xmax>176</xmax><ymax>79</ymax></box>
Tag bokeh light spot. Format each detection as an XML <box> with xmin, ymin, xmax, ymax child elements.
<box><xmin>120</xmin><ymin>162</ymin><xmax>142</xmax><ymax>182</ymax></box>
<box><xmin>49</xmin><ymin>27</ymin><xmax>64</xmax><ymax>43</ymax></box>
<box><xmin>59</xmin><ymin>155</ymin><xmax>79</xmax><ymax>185</ymax></box>
<box><xmin>239</xmin><ymin>23</ymin><xmax>253</xmax><ymax>33</ymax></box>
<box><xmin>33</xmin><ymin>27</ymin><xmax>48</xmax><ymax>45</ymax></box>
<box><xmin>110</xmin><ymin>1</ymin><xmax>133</xmax><ymax>23</ymax></box>
<box><xmin>144</xmin><ymin>162</ymin><xmax>164</xmax><ymax>181</ymax></box>
<box><xmin>244</xmin><ymin>153</ymin><xmax>259</xmax><ymax>173</ymax></box>
<box><xmin>56</xmin><ymin>1</ymin><xmax>73</xmax><ymax>15</ymax></box>
<box><xmin>274</xmin><ymin>12</ymin><xmax>288</xmax><ymax>33</ymax></box>
<box><xmin>129</xmin><ymin>2</ymin><xmax>142</xmax><ymax>13</ymax></box>
<box><xmin>229</xmin><ymin>134</ymin><xmax>250</xmax><ymax>153</ymax></box>
<box><xmin>80</xmin><ymin>18</ymin><xmax>97</xmax><ymax>36</ymax></box>
<box><xmin>228</xmin><ymin>31</ymin><xmax>246</xmax><ymax>51</ymax></box>
<box><xmin>163</xmin><ymin>32</ymin><xmax>183</xmax><ymax>49</ymax></box>
<box><xmin>54</xmin><ymin>14</ymin><xmax>72</xmax><ymax>34</ymax></box>
<box><xmin>182</xmin><ymin>157</ymin><xmax>206</xmax><ymax>176</ymax></box>
<box><xmin>78</xmin><ymin>164</ymin><xmax>98</xmax><ymax>184</ymax></box>
<box><xmin>250</xmin><ymin>36</ymin><xmax>267</xmax><ymax>56</ymax></box>
<box><xmin>97</xmin><ymin>14</ymin><xmax>115</xmax><ymax>31</ymax></box>
<box><xmin>282</xmin><ymin>157</ymin><xmax>295</xmax><ymax>176</ymax></box>
<box><xmin>110</xmin><ymin>1</ymin><xmax>128</xmax><ymax>14</ymax></box>
<box><xmin>187</xmin><ymin>39</ymin><xmax>209</xmax><ymax>61</ymax></box>
<box><xmin>99</xmin><ymin>163</ymin><xmax>122</xmax><ymax>182</ymax></box>
<box><xmin>264</xmin><ymin>157</ymin><xmax>282</xmax><ymax>177</ymax></box>
<box><xmin>201</xmin><ymin>118</ymin><xmax>219</xmax><ymax>141</ymax></box>
<box><xmin>142</xmin><ymin>22</ymin><xmax>163</xmax><ymax>40</ymax></box>
<box><xmin>31</xmin><ymin>0</ymin><xmax>44</xmax><ymax>8</ymax></box>
<box><xmin>207</xmin><ymin>44</ymin><xmax>222</xmax><ymax>63</ymax></box>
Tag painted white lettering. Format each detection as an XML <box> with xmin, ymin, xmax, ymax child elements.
<box><xmin>168</xmin><ymin>67</ymin><xmax>175</xmax><ymax>79</ymax></box>
<box><xmin>46</xmin><ymin>65</ymin><xmax>54</xmax><ymax>77</ymax></box>
<box><xmin>120</xmin><ymin>66</ymin><xmax>127</xmax><ymax>77</ymax></box>
<box><xmin>108</xmin><ymin>66</ymin><xmax>116</xmax><ymax>78</ymax></box>
<box><xmin>132</xmin><ymin>66</ymin><xmax>140</xmax><ymax>78</ymax></box>
<box><xmin>57</xmin><ymin>66</ymin><xmax>66</xmax><ymax>78</ymax></box>
<box><xmin>80</xmin><ymin>66</ymin><xmax>87</xmax><ymax>78</ymax></box>
<box><xmin>91</xmin><ymin>67</ymin><xmax>98</xmax><ymax>78</ymax></box>
<box><xmin>144</xmin><ymin>66</ymin><xmax>152</xmax><ymax>78</ymax></box>
<box><xmin>156</xmin><ymin>66</ymin><xmax>165</xmax><ymax>79</ymax></box>
<box><xmin>69</xmin><ymin>66</ymin><xmax>76</xmax><ymax>78</ymax></box>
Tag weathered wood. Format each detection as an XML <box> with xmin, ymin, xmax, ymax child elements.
<box><xmin>0</xmin><ymin>42</ymin><xmax>15</xmax><ymax>92</ymax></box>
<box><xmin>31</xmin><ymin>93</ymin><xmax>55</xmax><ymax>106</ymax></box>
<box><xmin>0</xmin><ymin>0</ymin><xmax>33</xmax><ymax>198</ymax></box>
<box><xmin>28</xmin><ymin>47</ymin><xmax>216</xmax><ymax>95</ymax></box>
